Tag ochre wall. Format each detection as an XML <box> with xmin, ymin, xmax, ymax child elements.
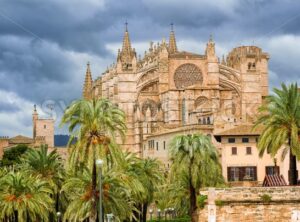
<box><xmin>197</xmin><ymin>187</ymin><xmax>300</xmax><ymax>222</ymax></box>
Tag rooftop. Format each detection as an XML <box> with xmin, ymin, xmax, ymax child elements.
<box><xmin>215</xmin><ymin>124</ymin><xmax>264</xmax><ymax>136</ymax></box>
<box><xmin>9</xmin><ymin>135</ymin><xmax>34</xmax><ymax>144</ymax></box>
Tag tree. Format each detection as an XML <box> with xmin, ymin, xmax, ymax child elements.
<box><xmin>21</xmin><ymin>145</ymin><xmax>65</xmax><ymax>193</ymax></box>
<box><xmin>135</xmin><ymin>158</ymin><xmax>164</xmax><ymax>222</ymax></box>
<box><xmin>20</xmin><ymin>145</ymin><xmax>65</xmax><ymax>217</ymax></box>
<box><xmin>1</xmin><ymin>144</ymin><xmax>29</xmax><ymax>166</ymax></box>
<box><xmin>0</xmin><ymin>171</ymin><xmax>54</xmax><ymax>221</ymax></box>
<box><xmin>169</xmin><ymin>134</ymin><xmax>223</xmax><ymax>222</ymax></box>
<box><xmin>62</xmin><ymin>166</ymin><xmax>135</xmax><ymax>221</ymax></box>
<box><xmin>255</xmin><ymin>83</ymin><xmax>300</xmax><ymax>185</ymax></box>
<box><xmin>60</xmin><ymin>98</ymin><xmax>126</xmax><ymax>222</ymax></box>
<box><xmin>117</xmin><ymin>154</ymin><xmax>164</xmax><ymax>222</ymax></box>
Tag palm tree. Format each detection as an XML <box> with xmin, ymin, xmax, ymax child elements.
<box><xmin>255</xmin><ymin>83</ymin><xmax>300</xmax><ymax>185</ymax></box>
<box><xmin>136</xmin><ymin>158</ymin><xmax>164</xmax><ymax>222</ymax></box>
<box><xmin>60</xmin><ymin>98</ymin><xmax>126</xmax><ymax>222</ymax></box>
<box><xmin>20</xmin><ymin>145</ymin><xmax>65</xmax><ymax>217</ymax></box>
<box><xmin>118</xmin><ymin>156</ymin><xmax>164</xmax><ymax>222</ymax></box>
<box><xmin>21</xmin><ymin>145</ymin><xmax>65</xmax><ymax>193</ymax></box>
<box><xmin>0</xmin><ymin>171</ymin><xmax>54</xmax><ymax>221</ymax></box>
<box><xmin>62</xmin><ymin>166</ymin><xmax>135</xmax><ymax>221</ymax></box>
<box><xmin>169</xmin><ymin>134</ymin><xmax>223</xmax><ymax>222</ymax></box>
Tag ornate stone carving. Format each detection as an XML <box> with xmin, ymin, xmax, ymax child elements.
<box><xmin>142</xmin><ymin>99</ymin><xmax>158</xmax><ymax>117</ymax></box>
<box><xmin>141</xmin><ymin>82</ymin><xmax>158</xmax><ymax>93</ymax></box>
<box><xmin>137</xmin><ymin>69</ymin><xmax>158</xmax><ymax>86</ymax></box>
<box><xmin>174</xmin><ymin>63</ymin><xmax>203</xmax><ymax>89</ymax></box>
<box><xmin>195</xmin><ymin>96</ymin><xmax>208</xmax><ymax>108</ymax></box>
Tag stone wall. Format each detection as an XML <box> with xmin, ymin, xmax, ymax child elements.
<box><xmin>196</xmin><ymin>187</ymin><xmax>300</xmax><ymax>222</ymax></box>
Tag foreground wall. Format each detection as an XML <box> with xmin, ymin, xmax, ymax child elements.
<box><xmin>196</xmin><ymin>187</ymin><xmax>300</xmax><ymax>222</ymax></box>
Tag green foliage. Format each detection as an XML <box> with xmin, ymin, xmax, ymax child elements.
<box><xmin>1</xmin><ymin>144</ymin><xmax>29</xmax><ymax>166</ymax></box>
<box><xmin>60</xmin><ymin>98</ymin><xmax>127</xmax><ymax>170</ymax></box>
<box><xmin>148</xmin><ymin>216</ymin><xmax>191</xmax><ymax>222</ymax></box>
<box><xmin>255</xmin><ymin>83</ymin><xmax>300</xmax><ymax>159</ymax></box>
<box><xmin>60</xmin><ymin>98</ymin><xmax>164</xmax><ymax>221</ymax></box>
<box><xmin>168</xmin><ymin>134</ymin><xmax>224</xmax><ymax>218</ymax></box>
<box><xmin>197</xmin><ymin>195</ymin><xmax>207</xmax><ymax>209</ymax></box>
<box><xmin>215</xmin><ymin>199</ymin><xmax>224</xmax><ymax>206</ymax></box>
<box><xmin>0</xmin><ymin>171</ymin><xmax>54</xmax><ymax>221</ymax></box>
<box><xmin>260</xmin><ymin>194</ymin><xmax>272</xmax><ymax>203</ymax></box>
<box><xmin>20</xmin><ymin>145</ymin><xmax>65</xmax><ymax>195</ymax></box>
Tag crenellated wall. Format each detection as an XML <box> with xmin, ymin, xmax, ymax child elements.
<box><xmin>196</xmin><ymin>187</ymin><xmax>300</xmax><ymax>222</ymax></box>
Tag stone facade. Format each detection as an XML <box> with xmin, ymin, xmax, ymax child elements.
<box><xmin>197</xmin><ymin>187</ymin><xmax>300</xmax><ymax>222</ymax></box>
<box><xmin>84</xmin><ymin>26</ymin><xmax>270</xmax><ymax>156</ymax></box>
<box><xmin>0</xmin><ymin>105</ymin><xmax>55</xmax><ymax>157</ymax></box>
<box><xmin>32</xmin><ymin>105</ymin><xmax>54</xmax><ymax>148</ymax></box>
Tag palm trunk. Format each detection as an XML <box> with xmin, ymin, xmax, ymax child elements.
<box><xmin>142</xmin><ymin>203</ymin><xmax>148</xmax><ymax>222</ymax></box>
<box><xmin>188</xmin><ymin>158</ymin><xmax>197</xmax><ymax>222</ymax></box>
<box><xmin>288</xmin><ymin>150</ymin><xmax>298</xmax><ymax>185</ymax></box>
<box><xmin>189</xmin><ymin>181</ymin><xmax>197</xmax><ymax>222</ymax></box>
<box><xmin>90</xmin><ymin>159</ymin><xmax>97</xmax><ymax>222</ymax></box>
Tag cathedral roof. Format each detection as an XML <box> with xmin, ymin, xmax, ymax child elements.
<box><xmin>215</xmin><ymin>124</ymin><xmax>264</xmax><ymax>136</ymax></box>
<box><xmin>169</xmin><ymin>51</ymin><xmax>204</xmax><ymax>59</ymax></box>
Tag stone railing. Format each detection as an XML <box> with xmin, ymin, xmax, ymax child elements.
<box><xmin>196</xmin><ymin>187</ymin><xmax>300</xmax><ymax>222</ymax></box>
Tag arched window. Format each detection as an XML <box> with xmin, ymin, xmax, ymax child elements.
<box><xmin>198</xmin><ymin>118</ymin><xmax>202</xmax><ymax>124</ymax></box>
<box><xmin>203</xmin><ymin>118</ymin><xmax>207</xmax><ymax>125</ymax></box>
<box><xmin>207</xmin><ymin>117</ymin><xmax>211</xmax><ymax>125</ymax></box>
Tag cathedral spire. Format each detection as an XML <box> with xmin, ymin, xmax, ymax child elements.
<box><xmin>168</xmin><ymin>23</ymin><xmax>178</xmax><ymax>54</ymax></box>
<box><xmin>117</xmin><ymin>22</ymin><xmax>136</xmax><ymax>71</ymax></box>
<box><xmin>122</xmin><ymin>21</ymin><xmax>132</xmax><ymax>55</ymax></box>
<box><xmin>206</xmin><ymin>34</ymin><xmax>216</xmax><ymax>58</ymax></box>
<box><xmin>82</xmin><ymin>62</ymin><xmax>93</xmax><ymax>100</ymax></box>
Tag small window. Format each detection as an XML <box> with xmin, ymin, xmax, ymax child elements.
<box><xmin>255</xmin><ymin>137</ymin><xmax>259</xmax><ymax>143</ymax></box>
<box><xmin>231</xmin><ymin>147</ymin><xmax>237</xmax><ymax>155</ymax></box>
<box><xmin>242</xmin><ymin>137</ymin><xmax>249</xmax><ymax>143</ymax></box>
<box><xmin>156</xmin><ymin>142</ymin><xmax>158</xmax><ymax>151</ymax></box>
<box><xmin>44</xmin><ymin>125</ymin><xmax>47</xmax><ymax>129</ymax></box>
<box><xmin>207</xmin><ymin>117</ymin><xmax>211</xmax><ymax>125</ymax></box>
<box><xmin>163</xmin><ymin>141</ymin><xmax>166</xmax><ymax>150</ymax></box>
<box><xmin>246</xmin><ymin>147</ymin><xmax>252</xmax><ymax>155</ymax></box>
<box><xmin>266</xmin><ymin>166</ymin><xmax>279</xmax><ymax>176</ymax></box>
<box><xmin>248</xmin><ymin>62</ymin><xmax>251</xmax><ymax>70</ymax></box>
<box><xmin>228</xmin><ymin>138</ymin><xmax>235</xmax><ymax>143</ymax></box>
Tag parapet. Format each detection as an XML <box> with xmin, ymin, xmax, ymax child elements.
<box><xmin>226</xmin><ymin>46</ymin><xmax>269</xmax><ymax>69</ymax></box>
<box><xmin>0</xmin><ymin>136</ymin><xmax>9</xmax><ymax>140</ymax></box>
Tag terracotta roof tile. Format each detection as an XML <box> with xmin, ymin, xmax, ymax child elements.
<box><xmin>215</xmin><ymin>124</ymin><xmax>264</xmax><ymax>136</ymax></box>
<box><xmin>9</xmin><ymin>135</ymin><xmax>34</xmax><ymax>144</ymax></box>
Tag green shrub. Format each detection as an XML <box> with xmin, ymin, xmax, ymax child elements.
<box><xmin>215</xmin><ymin>199</ymin><xmax>224</xmax><ymax>206</ymax></box>
<box><xmin>148</xmin><ymin>216</ymin><xmax>191</xmax><ymax>222</ymax></box>
<box><xmin>197</xmin><ymin>194</ymin><xmax>208</xmax><ymax>209</ymax></box>
<box><xmin>260</xmin><ymin>194</ymin><xmax>272</xmax><ymax>203</ymax></box>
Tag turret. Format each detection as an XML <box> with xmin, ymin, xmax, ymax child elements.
<box><xmin>32</xmin><ymin>104</ymin><xmax>38</xmax><ymax>139</ymax></box>
<box><xmin>168</xmin><ymin>23</ymin><xmax>178</xmax><ymax>54</ymax></box>
<box><xmin>205</xmin><ymin>35</ymin><xmax>218</xmax><ymax>62</ymax></box>
<box><xmin>82</xmin><ymin>62</ymin><xmax>93</xmax><ymax>100</ymax></box>
<box><xmin>205</xmin><ymin>35</ymin><xmax>219</xmax><ymax>87</ymax></box>
<box><xmin>117</xmin><ymin>22</ymin><xmax>136</xmax><ymax>71</ymax></box>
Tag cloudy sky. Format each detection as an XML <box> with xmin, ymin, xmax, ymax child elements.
<box><xmin>0</xmin><ymin>0</ymin><xmax>300</xmax><ymax>137</ymax></box>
